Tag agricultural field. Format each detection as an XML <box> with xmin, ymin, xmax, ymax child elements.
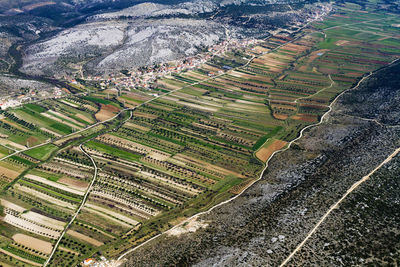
<box><xmin>0</xmin><ymin>1</ymin><xmax>399</xmax><ymax>266</ymax></box>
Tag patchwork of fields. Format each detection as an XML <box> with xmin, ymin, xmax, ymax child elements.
<box><xmin>0</xmin><ymin>2</ymin><xmax>400</xmax><ymax>266</ymax></box>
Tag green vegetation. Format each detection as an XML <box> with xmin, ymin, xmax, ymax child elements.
<box><xmin>253</xmin><ymin>126</ymin><xmax>283</xmax><ymax>150</ymax></box>
<box><xmin>9</xmin><ymin>156</ymin><xmax>34</xmax><ymax>166</ymax></box>
<box><xmin>82</xmin><ymin>96</ymin><xmax>112</xmax><ymax>105</ymax></box>
<box><xmin>24</xmin><ymin>144</ymin><xmax>58</xmax><ymax>161</ymax></box>
<box><xmin>24</xmin><ymin>103</ymin><xmax>46</xmax><ymax>113</ymax></box>
<box><xmin>85</xmin><ymin>140</ymin><xmax>142</xmax><ymax>162</ymax></box>
<box><xmin>1</xmin><ymin>2</ymin><xmax>400</xmax><ymax>266</ymax></box>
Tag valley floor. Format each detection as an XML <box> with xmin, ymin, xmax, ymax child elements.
<box><xmin>0</xmin><ymin>1</ymin><xmax>399</xmax><ymax>266</ymax></box>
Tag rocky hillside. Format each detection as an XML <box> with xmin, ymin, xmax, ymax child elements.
<box><xmin>18</xmin><ymin>0</ymin><xmax>328</xmax><ymax>77</ymax></box>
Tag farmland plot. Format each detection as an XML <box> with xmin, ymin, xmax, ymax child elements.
<box><xmin>2</xmin><ymin>2</ymin><xmax>400</xmax><ymax>266</ymax></box>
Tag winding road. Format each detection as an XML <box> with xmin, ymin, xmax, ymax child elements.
<box><xmin>43</xmin><ymin>144</ymin><xmax>98</xmax><ymax>266</ymax></box>
<box><xmin>7</xmin><ymin>13</ymin><xmax>398</xmax><ymax>266</ymax></box>
<box><xmin>115</xmin><ymin>58</ymin><xmax>400</xmax><ymax>266</ymax></box>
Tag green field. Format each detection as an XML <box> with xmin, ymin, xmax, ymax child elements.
<box><xmin>0</xmin><ymin>1</ymin><xmax>400</xmax><ymax>266</ymax></box>
<box><xmin>24</xmin><ymin>144</ymin><xmax>58</xmax><ymax>161</ymax></box>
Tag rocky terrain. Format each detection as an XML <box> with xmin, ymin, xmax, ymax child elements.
<box><xmin>121</xmin><ymin>59</ymin><xmax>400</xmax><ymax>266</ymax></box>
<box><xmin>0</xmin><ymin>74</ymin><xmax>55</xmax><ymax>96</ymax></box>
<box><xmin>0</xmin><ymin>0</ymin><xmax>329</xmax><ymax>95</ymax></box>
<box><xmin>16</xmin><ymin>0</ymin><xmax>328</xmax><ymax>77</ymax></box>
<box><xmin>21</xmin><ymin>17</ymin><xmax>227</xmax><ymax>77</ymax></box>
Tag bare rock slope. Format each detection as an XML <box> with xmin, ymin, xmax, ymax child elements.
<box><xmin>19</xmin><ymin>0</ymin><xmax>326</xmax><ymax>77</ymax></box>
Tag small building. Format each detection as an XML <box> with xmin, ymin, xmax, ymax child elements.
<box><xmin>83</xmin><ymin>258</ymin><xmax>95</xmax><ymax>266</ymax></box>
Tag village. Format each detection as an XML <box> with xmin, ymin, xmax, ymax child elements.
<box><xmin>85</xmin><ymin>4</ymin><xmax>331</xmax><ymax>95</ymax></box>
<box><xmin>0</xmin><ymin>4</ymin><xmax>332</xmax><ymax>113</ymax></box>
<box><xmin>0</xmin><ymin>87</ymin><xmax>65</xmax><ymax>110</ymax></box>
<box><xmin>83</xmin><ymin>37</ymin><xmax>260</xmax><ymax>92</ymax></box>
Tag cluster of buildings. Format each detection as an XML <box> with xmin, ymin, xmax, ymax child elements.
<box><xmin>0</xmin><ymin>87</ymin><xmax>65</xmax><ymax>110</ymax></box>
<box><xmin>83</xmin><ymin>37</ymin><xmax>259</xmax><ymax>92</ymax></box>
<box><xmin>82</xmin><ymin>257</ymin><xmax>122</xmax><ymax>267</ymax></box>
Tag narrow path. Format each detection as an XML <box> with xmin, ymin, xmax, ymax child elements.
<box><xmin>279</xmin><ymin>146</ymin><xmax>400</xmax><ymax>267</ymax></box>
<box><xmin>0</xmin><ymin>144</ymin><xmax>18</xmax><ymax>152</ymax></box>
<box><xmin>43</xmin><ymin>144</ymin><xmax>98</xmax><ymax>267</ymax></box>
<box><xmin>44</xmin><ymin>109</ymin><xmax>134</xmax><ymax>266</ymax></box>
<box><xmin>342</xmin><ymin>114</ymin><xmax>400</xmax><ymax>128</ymax></box>
<box><xmin>295</xmin><ymin>74</ymin><xmax>334</xmax><ymax>104</ymax></box>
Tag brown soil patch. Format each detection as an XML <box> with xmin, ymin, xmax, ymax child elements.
<box><xmin>282</xmin><ymin>43</ymin><xmax>308</xmax><ymax>53</ymax></box>
<box><xmin>202</xmin><ymin>63</ymin><xmax>223</xmax><ymax>73</ymax></box>
<box><xmin>269</xmin><ymin>94</ymin><xmax>297</xmax><ymax>102</ymax></box>
<box><xmin>0</xmin><ymin>166</ymin><xmax>20</xmax><ymax>182</ymax></box>
<box><xmin>256</xmin><ymin>139</ymin><xmax>287</xmax><ymax>162</ymax></box>
<box><xmin>273</xmin><ymin>113</ymin><xmax>288</xmax><ymax>120</ymax></box>
<box><xmin>318</xmin><ymin>67</ymin><xmax>339</xmax><ymax>75</ymax></box>
<box><xmin>377</xmin><ymin>36</ymin><xmax>392</xmax><ymax>41</ymax></box>
<box><xmin>346</xmin><ymin>72</ymin><xmax>363</xmax><ymax>77</ymax></box>
<box><xmin>332</xmin><ymin>14</ymin><xmax>350</xmax><ymax>18</ymax></box>
<box><xmin>95</xmin><ymin>104</ymin><xmax>120</xmax><ymax>121</ymax></box>
<box><xmin>307</xmin><ymin>49</ymin><xmax>329</xmax><ymax>63</ymax></box>
<box><xmin>26</xmin><ymin>136</ymin><xmax>39</xmax><ymax>146</ymax></box>
<box><xmin>128</xmin><ymin>92</ymin><xmax>151</xmax><ymax>102</ymax></box>
<box><xmin>75</xmin><ymin>113</ymin><xmax>94</xmax><ymax>124</ymax></box>
<box><xmin>298</xmin><ymin>65</ymin><xmax>308</xmax><ymax>72</ymax></box>
<box><xmin>270</xmin><ymin>104</ymin><xmax>297</xmax><ymax>111</ymax></box>
<box><xmin>67</xmin><ymin>230</ymin><xmax>104</xmax><ymax>247</ymax></box>
<box><xmin>292</xmin><ymin>114</ymin><xmax>318</xmax><ymax>122</ymax></box>
<box><xmin>0</xmin><ymin>119</ymin><xmax>27</xmax><ymax>132</ymax></box>
<box><xmin>12</xmin><ymin>233</ymin><xmax>53</xmax><ymax>254</ymax></box>
<box><xmin>58</xmin><ymin>176</ymin><xmax>89</xmax><ymax>190</ymax></box>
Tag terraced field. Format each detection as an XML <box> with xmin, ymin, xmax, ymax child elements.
<box><xmin>0</xmin><ymin>1</ymin><xmax>400</xmax><ymax>266</ymax></box>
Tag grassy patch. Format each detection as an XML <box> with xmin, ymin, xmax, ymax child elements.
<box><xmin>24</xmin><ymin>103</ymin><xmax>46</xmax><ymax>113</ymax></box>
<box><xmin>29</xmin><ymin>169</ymin><xmax>63</xmax><ymax>182</ymax></box>
<box><xmin>82</xmin><ymin>96</ymin><xmax>112</xmax><ymax>105</ymax></box>
<box><xmin>24</xmin><ymin>144</ymin><xmax>58</xmax><ymax>161</ymax></box>
<box><xmin>253</xmin><ymin>126</ymin><xmax>283</xmax><ymax>150</ymax></box>
<box><xmin>9</xmin><ymin>156</ymin><xmax>34</xmax><ymax>166</ymax></box>
<box><xmin>85</xmin><ymin>141</ymin><xmax>142</xmax><ymax>162</ymax></box>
